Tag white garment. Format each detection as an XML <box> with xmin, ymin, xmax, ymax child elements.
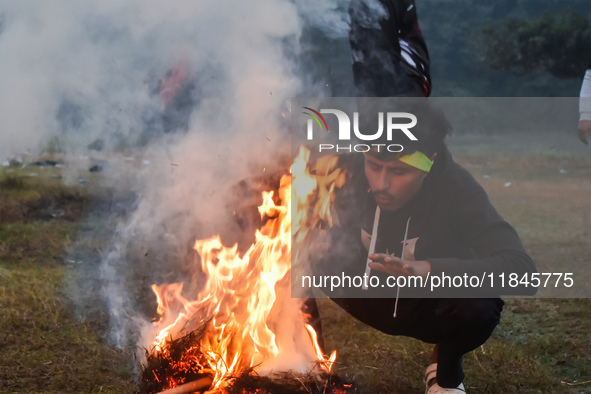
<box><xmin>579</xmin><ymin>69</ymin><xmax>591</xmax><ymax>121</ymax></box>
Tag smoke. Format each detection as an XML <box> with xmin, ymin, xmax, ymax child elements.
<box><xmin>0</xmin><ymin>0</ymin><xmax>334</xmax><ymax>361</ymax></box>
<box><xmin>348</xmin><ymin>0</ymin><xmax>387</xmax><ymax>31</ymax></box>
<box><xmin>0</xmin><ymin>0</ymin><xmax>304</xmax><ymax>157</ymax></box>
<box><xmin>296</xmin><ymin>0</ymin><xmax>351</xmax><ymax>39</ymax></box>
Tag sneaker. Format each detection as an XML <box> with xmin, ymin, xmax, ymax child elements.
<box><xmin>424</xmin><ymin>363</ymin><xmax>466</xmax><ymax>394</ymax></box>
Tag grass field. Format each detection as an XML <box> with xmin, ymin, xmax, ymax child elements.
<box><xmin>0</xmin><ymin>168</ymin><xmax>136</xmax><ymax>393</ymax></box>
<box><xmin>1</xmin><ymin>132</ymin><xmax>591</xmax><ymax>393</ymax></box>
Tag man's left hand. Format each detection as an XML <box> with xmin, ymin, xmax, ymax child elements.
<box><xmin>368</xmin><ymin>253</ymin><xmax>431</xmax><ymax>279</ymax></box>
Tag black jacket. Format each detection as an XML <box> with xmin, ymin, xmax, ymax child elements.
<box><xmin>317</xmin><ymin>146</ymin><xmax>537</xmax><ymax>298</ymax></box>
<box><xmin>349</xmin><ymin>0</ymin><xmax>431</xmax><ymax>97</ymax></box>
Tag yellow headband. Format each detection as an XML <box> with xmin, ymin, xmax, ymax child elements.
<box><xmin>397</xmin><ymin>151</ymin><xmax>434</xmax><ymax>173</ymax></box>
<box><xmin>363</xmin><ymin>150</ymin><xmax>434</xmax><ymax>172</ymax></box>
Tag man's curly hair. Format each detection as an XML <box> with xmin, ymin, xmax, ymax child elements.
<box><xmin>355</xmin><ymin>97</ymin><xmax>450</xmax><ymax>160</ymax></box>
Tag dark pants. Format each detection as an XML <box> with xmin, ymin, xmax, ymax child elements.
<box><xmin>324</xmin><ymin>297</ymin><xmax>504</xmax><ymax>388</ymax></box>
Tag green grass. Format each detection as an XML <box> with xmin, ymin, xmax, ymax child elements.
<box><xmin>318</xmin><ymin>298</ymin><xmax>591</xmax><ymax>393</ymax></box>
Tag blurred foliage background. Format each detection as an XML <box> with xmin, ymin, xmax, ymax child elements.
<box><xmin>299</xmin><ymin>0</ymin><xmax>590</xmax><ymax>97</ymax></box>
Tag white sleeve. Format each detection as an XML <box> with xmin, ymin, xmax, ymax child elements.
<box><xmin>580</xmin><ymin>69</ymin><xmax>591</xmax><ymax>121</ymax></box>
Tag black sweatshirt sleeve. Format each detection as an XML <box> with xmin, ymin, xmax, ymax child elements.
<box><xmin>348</xmin><ymin>0</ymin><xmax>430</xmax><ymax>97</ymax></box>
<box><xmin>427</xmin><ymin>183</ymin><xmax>538</xmax><ymax>295</ymax></box>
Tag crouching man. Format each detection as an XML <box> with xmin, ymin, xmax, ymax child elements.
<box><xmin>303</xmin><ymin>1</ymin><xmax>537</xmax><ymax>391</ymax></box>
<box><xmin>308</xmin><ymin>102</ymin><xmax>537</xmax><ymax>394</ymax></box>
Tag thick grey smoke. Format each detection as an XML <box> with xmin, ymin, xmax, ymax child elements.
<box><xmin>0</xmin><ymin>0</ymin><xmax>301</xmax><ymax>158</ymax></box>
<box><xmin>0</xmin><ymin>0</ymin><xmax>320</xmax><ymax>355</ymax></box>
<box><xmin>296</xmin><ymin>0</ymin><xmax>351</xmax><ymax>39</ymax></box>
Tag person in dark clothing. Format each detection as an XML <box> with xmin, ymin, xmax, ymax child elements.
<box><xmin>308</xmin><ymin>101</ymin><xmax>537</xmax><ymax>393</ymax></box>
<box><xmin>578</xmin><ymin>59</ymin><xmax>591</xmax><ymax>144</ymax></box>
<box><xmin>303</xmin><ymin>2</ymin><xmax>537</xmax><ymax>393</ymax></box>
<box><xmin>349</xmin><ymin>0</ymin><xmax>431</xmax><ymax>97</ymax></box>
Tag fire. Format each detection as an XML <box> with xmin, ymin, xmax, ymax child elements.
<box><xmin>146</xmin><ymin>146</ymin><xmax>345</xmax><ymax>392</ymax></box>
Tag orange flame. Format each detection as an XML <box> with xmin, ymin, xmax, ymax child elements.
<box><xmin>148</xmin><ymin>146</ymin><xmax>345</xmax><ymax>391</ymax></box>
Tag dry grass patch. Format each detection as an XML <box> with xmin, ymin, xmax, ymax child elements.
<box><xmin>0</xmin><ymin>169</ymin><xmax>135</xmax><ymax>393</ymax></box>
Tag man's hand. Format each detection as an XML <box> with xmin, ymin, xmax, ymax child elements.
<box><xmin>368</xmin><ymin>253</ymin><xmax>431</xmax><ymax>279</ymax></box>
<box><xmin>578</xmin><ymin>120</ymin><xmax>591</xmax><ymax>145</ymax></box>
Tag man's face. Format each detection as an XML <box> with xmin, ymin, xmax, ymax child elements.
<box><xmin>364</xmin><ymin>153</ymin><xmax>429</xmax><ymax>212</ymax></box>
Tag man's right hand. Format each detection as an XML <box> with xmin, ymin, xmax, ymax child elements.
<box><xmin>578</xmin><ymin>120</ymin><xmax>591</xmax><ymax>145</ymax></box>
<box><xmin>368</xmin><ymin>253</ymin><xmax>431</xmax><ymax>279</ymax></box>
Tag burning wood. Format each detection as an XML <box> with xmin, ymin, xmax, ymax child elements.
<box><xmin>154</xmin><ymin>374</ymin><xmax>357</xmax><ymax>394</ymax></box>
<box><xmin>156</xmin><ymin>377</ymin><xmax>213</xmax><ymax>394</ymax></box>
<box><xmin>223</xmin><ymin>371</ymin><xmax>357</xmax><ymax>394</ymax></box>
<box><xmin>138</xmin><ymin>324</ymin><xmax>213</xmax><ymax>393</ymax></box>
<box><xmin>137</xmin><ymin>147</ymin><xmax>348</xmax><ymax>393</ymax></box>
<box><xmin>137</xmin><ymin>321</ymin><xmax>357</xmax><ymax>393</ymax></box>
